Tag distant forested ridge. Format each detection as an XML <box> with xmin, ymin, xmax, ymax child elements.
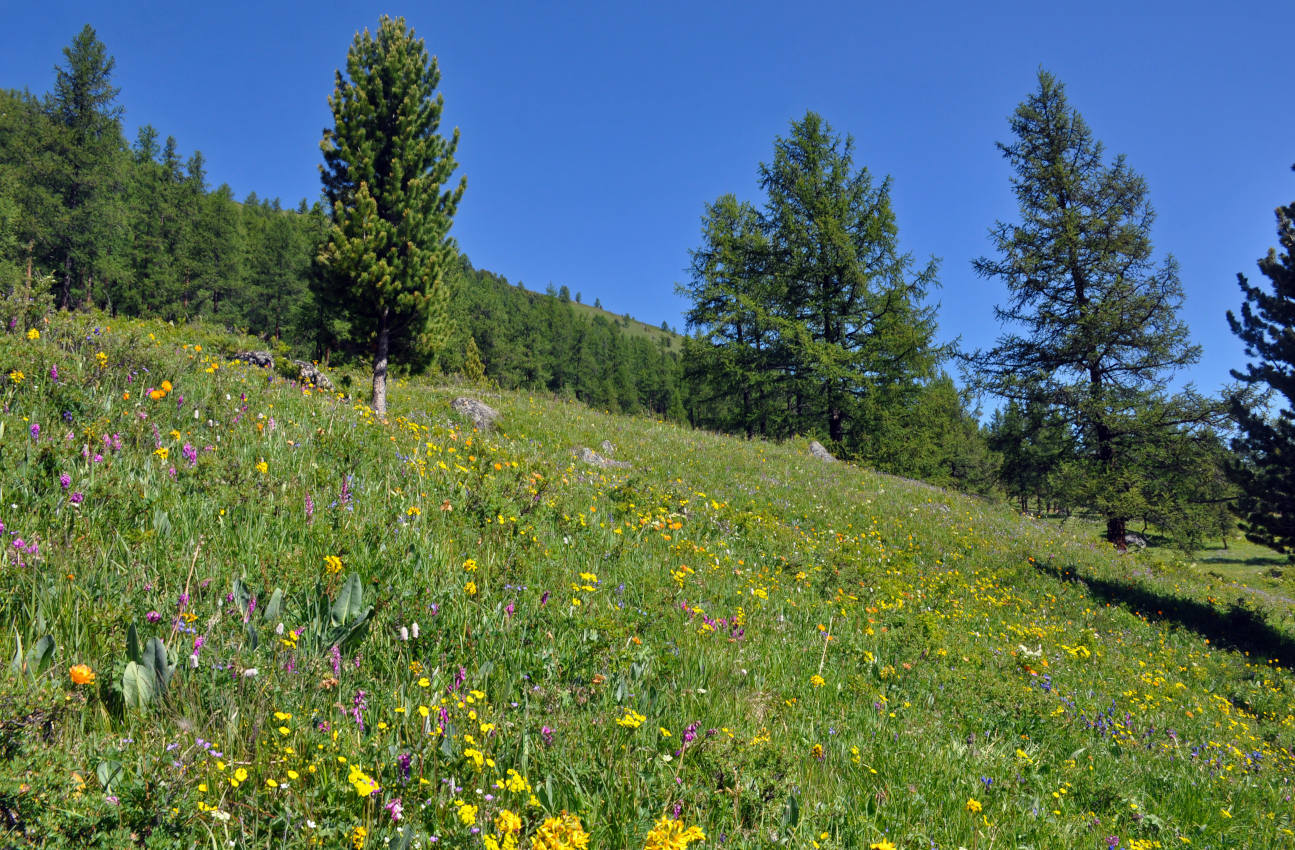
<box><xmin>439</xmin><ymin>260</ymin><xmax>686</xmax><ymax>420</ymax></box>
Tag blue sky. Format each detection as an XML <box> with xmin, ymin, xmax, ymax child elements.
<box><xmin>3</xmin><ymin>1</ymin><xmax>1290</xmax><ymax>400</ymax></box>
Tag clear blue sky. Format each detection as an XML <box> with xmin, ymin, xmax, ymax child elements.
<box><xmin>3</xmin><ymin>1</ymin><xmax>1290</xmax><ymax>400</ymax></box>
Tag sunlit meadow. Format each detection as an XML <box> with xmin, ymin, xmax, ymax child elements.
<box><xmin>1</xmin><ymin>311</ymin><xmax>1293</xmax><ymax>849</ymax></box>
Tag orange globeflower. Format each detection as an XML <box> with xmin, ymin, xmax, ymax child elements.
<box><xmin>70</xmin><ymin>664</ymin><xmax>95</xmax><ymax>685</ymax></box>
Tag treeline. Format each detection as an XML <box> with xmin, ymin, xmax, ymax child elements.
<box><xmin>0</xmin><ymin>29</ymin><xmax>325</xmax><ymax>340</ymax></box>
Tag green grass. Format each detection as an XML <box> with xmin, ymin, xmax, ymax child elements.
<box><xmin>1</xmin><ymin>311</ymin><xmax>1293</xmax><ymax>849</ymax></box>
<box><xmin>560</xmin><ymin>293</ymin><xmax>683</xmax><ymax>352</ymax></box>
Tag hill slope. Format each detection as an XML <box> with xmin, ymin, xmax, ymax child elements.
<box><xmin>0</xmin><ymin>312</ymin><xmax>1292</xmax><ymax>849</ymax></box>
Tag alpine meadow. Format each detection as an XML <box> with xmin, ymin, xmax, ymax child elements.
<box><xmin>2</xmin><ymin>14</ymin><xmax>1295</xmax><ymax>850</ymax></box>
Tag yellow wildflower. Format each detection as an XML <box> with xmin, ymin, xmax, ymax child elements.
<box><xmin>643</xmin><ymin>816</ymin><xmax>705</xmax><ymax>850</ymax></box>
<box><xmin>531</xmin><ymin>812</ymin><xmax>589</xmax><ymax>850</ymax></box>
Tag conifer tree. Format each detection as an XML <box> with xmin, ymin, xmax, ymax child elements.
<box><xmin>316</xmin><ymin>16</ymin><xmax>465</xmax><ymax>417</ymax></box>
<box><xmin>967</xmin><ymin>70</ymin><xmax>1225</xmax><ymax>549</ymax></box>
<box><xmin>681</xmin><ymin>114</ymin><xmax>941</xmax><ymax>449</ymax></box>
<box><xmin>1227</xmin><ymin>167</ymin><xmax>1295</xmax><ymax>558</ymax></box>
<box><xmin>47</xmin><ymin>24</ymin><xmax>128</xmax><ymax>310</ymax></box>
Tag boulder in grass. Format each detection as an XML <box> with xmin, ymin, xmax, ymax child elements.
<box><xmin>599</xmin><ymin>440</ymin><xmax>616</xmax><ymax>455</ymax></box>
<box><xmin>575</xmin><ymin>446</ymin><xmax>631</xmax><ymax>469</ymax></box>
<box><xmin>293</xmin><ymin>359</ymin><xmax>334</xmax><ymax>392</ymax></box>
<box><xmin>808</xmin><ymin>440</ymin><xmax>837</xmax><ymax>462</ymax></box>
<box><xmin>451</xmin><ymin>397</ymin><xmax>499</xmax><ymax>432</ymax></box>
<box><xmin>235</xmin><ymin>351</ymin><xmax>275</xmax><ymax>369</ymax></box>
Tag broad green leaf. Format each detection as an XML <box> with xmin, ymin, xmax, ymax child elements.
<box><xmin>141</xmin><ymin>637</ymin><xmax>175</xmax><ymax>693</ymax></box>
<box><xmin>96</xmin><ymin>759</ymin><xmax>123</xmax><ymax>792</ymax></box>
<box><xmin>121</xmin><ymin>661</ymin><xmax>156</xmax><ymax>710</ymax></box>
<box><xmin>25</xmin><ymin>635</ymin><xmax>55</xmax><ymax>676</ymax></box>
<box><xmin>126</xmin><ymin>622</ymin><xmax>140</xmax><ymax>664</ymax></box>
<box><xmin>263</xmin><ymin>587</ymin><xmax>284</xmax><ymax>622</ymax></box>
<box><xmin>332</xmin><ymin>572</ymin><xmax>364</xmax><ymax>625</ymax></box>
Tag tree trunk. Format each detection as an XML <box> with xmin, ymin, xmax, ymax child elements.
<box><xmin>1107</xmin><ymin>516</ymin><xmax>1128</xmax><ymax>552</ymax></box>
<box><xmin>372</xmin><ymin>307</ymin><xmax>390</xmax><ymax>418</ymax></box>
<box><xmin>829</xmin><ymin>403</ymin><xmax>843</xmax><ymax>444</ymax></box>
<box><xmin>61</xmin><ymin>257</ymin><xmax>72</xmax><ymax>310</ymax></box>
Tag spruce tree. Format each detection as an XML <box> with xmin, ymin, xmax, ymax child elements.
<box><xmin>967</xmin><ymin>70</ymin><xmax>1223</xmax><ymax>549</ymax></box>
<box><xmin>1227</xmin><ymin>167</ymin><xmax>1295</xmax><ymax>558</ymax></box>
<box><xmin>316</xmin><ymin>16</ymin><xmax>465</xmax><ymax>417</ymax></box>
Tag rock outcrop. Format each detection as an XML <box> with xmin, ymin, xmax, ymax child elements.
<box><xmin>234</xmin><ymin>351</ymin><xmax>275</xmax><ymax>369</ymax></box>
<box><xmin>808</xmin><ymin>441</ymin><xmax>837</xmax><ymax>462</ymax></box>
<box><xmin>293</xmin><ymin>359</ymin><xmax>334</xmax><ymax>391</ymax></box>
<box><xmin>451</xmin><ymin>397</ymin><xmax>500</xmax><ymax>431</ymax></box>
<box><xmin>575</xmin><ymin>446</ymin><xmax>631</xmax><ymax>469</ymax></box>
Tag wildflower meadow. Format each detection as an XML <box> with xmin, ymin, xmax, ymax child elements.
<box><xmin>1</xmin><ymin>311</ymin><xmax>1292</xmax><ymax>849</ymax></box>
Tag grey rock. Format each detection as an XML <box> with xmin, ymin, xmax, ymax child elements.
<box><xmin>235</xmin><ymin>351</ymin><xmax>274</xmax><ymax>369</ymax></box>
<box><xmin>292</xmin><ymin>359</ymin><xmax>334</xmax><ymax>391</ymax></box>
<box><xmin>575</xmin><ymin>446</ymin><xmax>631</xmax><ymax>469</ymax></box>
<box><xmin>1124</xmin><ymin>533</ymin><xmax>1148</xmax><ymax>550</ymax></box>
<box><xmin>451</xmin><ymin>397</ymin><xmax>499</xmax><ymax>431</ymax></box>
<box><xmin>808</xmin><ymin>440</ymin><xmax>837</xmax><ymax>462</ymax></box>
<box><xmin>599</xmin><ymin>439</ymin><xmax>616</xmax><ymax>455</ymax></box>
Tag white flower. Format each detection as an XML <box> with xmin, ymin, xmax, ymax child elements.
<box><xmin>275</xmin><ymin>622</ymin><xmax>285</xmax><ymax>635</ymax></box>
<box><xmin>411</xmin><ymin>622</ymin><xmax>420</xmax><ymax>639</ymax></box>
<box><xmin>242</xmin><ymin>667</ymin><xmax>258</xmax><ymax>678</ymax></box>
<box><xmin>399</xmin><ymin>626</ymin><xmax>409</xmax><ymax>641</ymax></box>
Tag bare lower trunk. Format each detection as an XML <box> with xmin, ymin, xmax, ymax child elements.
<box><xmin>372</xmin><ymin>308</ymin><xmax>390</xmax><ymax>418</ymax></box>
<box><xmin>61</xmin><ymin>257</ymin><xmax>72</xmax><ymax>310</ymax></box>
<box><xmin>1107</xmin><ymin>516</ymin><xmax>1127</xmax><ymax>552</ymax></box>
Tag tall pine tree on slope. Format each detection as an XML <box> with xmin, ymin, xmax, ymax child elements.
<box><xmin>316</xmin><ymin>16</ymin><xmax>465</xmax><ymax>417</ymax></box>
<box><xmin>1228</xmin><ymin>166</ymin><xmax>1295</xmax><ymax>559</ymax></box>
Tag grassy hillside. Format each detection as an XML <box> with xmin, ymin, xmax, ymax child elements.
<box><xmin>559</xmin><ymin>294</ymin><xmax>683</xmax><ymax>353</ymax></box>
<box><xmin>1</xmin><ymin>312</ymin><xmax>1292</xmax><ymax>849</ymax></box>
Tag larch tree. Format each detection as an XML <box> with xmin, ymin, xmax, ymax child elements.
<box><xmin>681</xmin><ymin>113</ymin><xmax>942</xmax><ymax>450</ymax></box>
<box><xmin>760</xmin><ymin>113</ymin><xmax>940</xmax><ymax>445</ymax></box>
<box><xmin>47</xmin><ymin>24</ymin><xmax>128</xmax><ymax>310</ymax></box>
<box><xmin>316</xmin><ymin>15</ymin><xmax>465</xmax><ymax>417</ymax></box>
<box><xmin>1227</xmin><ymin>166</ymin><xmax>1295</xmax><ymax>559</ymax></box>
<box><xmin>966</xmin><ymin>70</ymin><xmax>1227</xmax><ymax>549</ymax></box>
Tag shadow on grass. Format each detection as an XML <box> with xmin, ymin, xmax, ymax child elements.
<box><xmin>1033</xmin><ymin>560</ymin><xmax>1295</xmax><ymax>667</ymax></box>
<box><xmin>1198</xmin><ymin>556</ymin><xmax>1290</xmax><ymax>569</ymax></box>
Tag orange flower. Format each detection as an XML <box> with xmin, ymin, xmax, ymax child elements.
<box><xmin>69</xmin><ymin>664</ymin><xmax>95</xmax><ymax>685</ymax></box>
<box><xmin>161</xmin><ymin>380</ymin><xmax>173</xmax><ymax>393</ymax></box>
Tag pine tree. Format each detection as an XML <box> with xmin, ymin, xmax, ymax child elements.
<box><xmin>316</xmin><ymin>16</ymin><xmax>465</xmax><ymax>417</ymax></box>
<box><xmin>967</xmin><ymin>70</ymin><xmax>1224</xmax><ymax>549</ymax></box>
<box><xmin>1227</xmin><ymin>167</ymin><xmax>1295</xmax><ymax>558</ymax></box>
